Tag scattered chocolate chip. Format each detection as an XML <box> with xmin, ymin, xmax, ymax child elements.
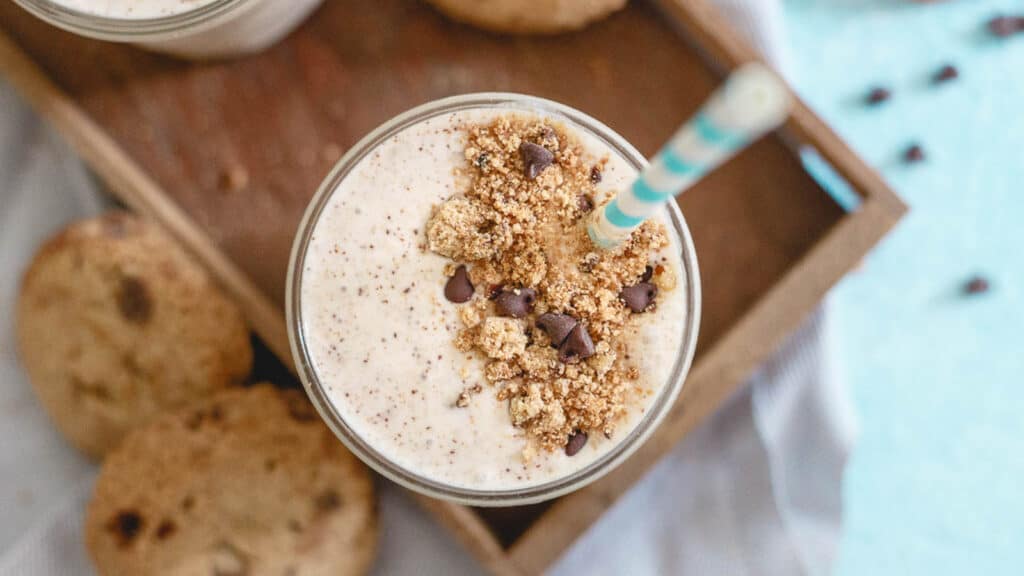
<box><xmin>211</xmin><ymin>541</ymin><xmax>248</xmax><ymax>576</ymax></box>
<box><xmin>558</xmin><ymin>324</ymin><xmax>596</xmax><ymax>364</ymax></box>
<box><xmin>536</xmin><ymin>313</ymin><xmax>578</xmax><ymax>347</ymax></box>
<box><xmin>487</xmin><ymin>284</ymin><xmax>503</xmax><ymax>300</ymax></box>
<box><xmin>116</xmin><ymin>276</ymin><xmax>152</xmax><ymax>324</ymax></box>
<box><xmin>933</xmin><ymin>64</ymin><xmax>959</xmax><ymax>84</ymax></box>
<box><xmin>903</xmin><ymin>143</ymin><xmax>925</xmax><ymax>164</ymax></box>
<box><xmin>444</xmin><ymin>265</ymin><xmax>475</xmax><ymax>303</ymax></box>
<box><xmin>565</xmin><ymin>431</ymin><xmax>589</xmax><ymax>456</ymax></box>
<box><xmin>963</xmin><ymin>275</ymin><xmax>991</xmax><ymax>295</ymax></box>
<box><xmin>640</xmin><ymin>265</ymin><xmax>654</xmax><ymax>283</ymax></box>
<box><xmin>108</xmin><ymin>511</ymin><xmax>143</xmax><ymax>547</ymax></box>
<box><xmin>865</xmin><ymin>86</ymin><xmax>892</xmax><ymax>106</ymax></box>
<box><xmin>620</xmin><ymin>282</ymin><xmax>658</xmax><ymax>313</ymax></box>
<box><xmin>474</xmin><ymin>152</ymin><xmax>490</xmax><ymax>169</ymax></box>
<box><xmin>519</xmin><ymin>142</ymin><xmax>554</xmax><ymax>180</ymax></box>
<box><xmin>155</xmin><ymin>520</ymin><xmax>176</xmax><ymax>540</ymax></box>
<box><xmin>314</xmin><ymin>490</ymin><xmax>343</xmax><ymax>513</ymax></box>
<box><xmin>589</xmin><ymin>166</ymin><xmax>603</xmax><ymax>184</ymax></box>
<box><xmin>287</xmin><ymin>394</ymin><xmax>318</xmax><ymax>423</ymax></box>
<box><xmin>577</xmin><ymin>194</ymin><xmax>594</xmax><ymax>213</ymax></box>
<box><xmin>987</xmin><ymin>15</ymin><xmax>1024</xmax><ymax>38</ymax></box>
<box><xmin>495</xmin><ymin>288</ymin><xmax>537</xmax><ymax>318</ymax></box>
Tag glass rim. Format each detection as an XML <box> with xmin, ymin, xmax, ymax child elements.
<box><xmin>286</xmin><ymin>92</ymin><xmax>702</xmax><ymax>507</ymax></box>
<box><xmin>11</xmin><ymin>0</ymin><xmax>251</xmax><ymax>40</ymax></box>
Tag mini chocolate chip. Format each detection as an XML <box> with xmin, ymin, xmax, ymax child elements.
<box><xmin>565</xmin><ymin>431</ymin><xmax>589</xmax><ymax>456</ymax></box>
<box><xmin>640</xmin><ymin>265</ymin><xmax>654</xmax><ymax>282</ymax></box>
<box><xmin>155</xmin><ymin>520</ymin><xmax>176</xmax><ymax>540</ymax></box>
<box><xmin>444</xmin><ymin>265</ymin><xmax>475</xmax><ymax>303</ymax></box>
<box><xmin>117</xmin><ymin>276</ymin><xmax>152</xmax><ymax>324</ymax></box>
<box><xmin>108</xmin><ymin>511</ymin><xmax>143</xmax><ymax>547</ymax></box>
<box><xmin>964</xmin><ymin>275</ymin><xmax>991</xmax><ymax>295</ymax></box>
<box><xmin>495</xmin><ymin>288</ymin><xmax>537</xmax><ymax>318</ymax></box>
<box><xmin>988</xmin><ymin>15</ymin><xmax>1024</xmax><ymax>38</ymax></box>
<box><xmin>865</xmin><ymin>86</ymin><xmax>891</xmax><ymax>105</ymax></box>
<box><xmin>314</xmin><ymin>490</ymin><xmax>343</xmax><ymax>513</ymax></box>
<box><xmin>519</xmin><ymin>142</ymin><xmax>554</xmax><ymax>180</ymax></box>
<box><xmin>577</xmin><ymin>194</ymin><xmax>594</xmax><ymax>213</ymax></box>
<box><xmin>590</xmin><ymin>166</ymin><xmax>603</xmax><ymax>184</ymax></box>
<box><xmin>536</xmin><ymin>313</ymin><xmax>578</xmax><ymax>347</ymax></box>
<box><xmin>620</xmin><ymin>282</ymin><xmax>658</xmax><ymax>313</ymax></box>
<box><xmin>903</xmin><ymin>144</ymin><xmax>925</xmax><ymax>164</ymax></box>
<box><xmin>558</xmin><ymin>324</ymin><xmax>595</xmax><ymax>364</ymax></box>
<box><xmin>933</xmin><ymin>64</ymin><xmax>959</xmax><ymax>84</ymax></box>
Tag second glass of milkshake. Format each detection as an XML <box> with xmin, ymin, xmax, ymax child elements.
<box><xmin>288</xmin><ymin>93</ymin><xmax>701</xmax><ymax>506</ymax></box>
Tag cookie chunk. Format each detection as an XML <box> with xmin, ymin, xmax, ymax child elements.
<box><xmin>425</xmin><ymin>0</ymin><xmax>629</xmax><ymax>34</ymax></box>
<box><xmin>16</xmin><ymin>212</ymin><xmax>253</xmax><ymax>458</ymax></box>
<box><xmin>86</xmin><ymin>385</ymin><xmax>377</xmax><ymax>576</ymax></box>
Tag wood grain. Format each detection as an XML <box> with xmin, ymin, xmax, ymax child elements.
<box><xmin>0</xmin><ymin>0</ymin><xmax>905</xmax><ymax>573</ymax></box>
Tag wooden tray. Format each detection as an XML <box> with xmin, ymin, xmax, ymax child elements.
<box><xmin>0</xmin><ymin>0</ymin><xmax>906</xmax><ymax>574</ymax></box>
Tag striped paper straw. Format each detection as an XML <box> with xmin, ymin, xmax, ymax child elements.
<box><xmin>588</xmin><ymin>63</ymin><xmax>792</xmax><ymax>248</ymax></box>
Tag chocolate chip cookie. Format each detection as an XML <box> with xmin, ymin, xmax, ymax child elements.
<box><xmin>425</xmin><ymin>0</ymin><xmax>629</xmax><ymax>34</ymax></box>
<box><xmin>86</xmin><ymin>385</ymin><xmax>377</xmax><ymax>576</ymax></box>
<box><xmin>15</xmin><ymin>212</ymin><xmax>252</xmax><ymax>458</ymax></box>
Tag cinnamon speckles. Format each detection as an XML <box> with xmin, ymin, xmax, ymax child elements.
<box><xmin>519</xmin><ymin>142</ymin><xmax>554</xmax><ymax>180</ymax></box>
<box><xmin>314</xmin><ymin>489</ymin><xmax>342</xmax><ymax>513</ymax></box>
<box><xmin>116</xmin><ymin>276</ymin><xmax>152</xmax><ymax>324</ymax></box>
<box><xmin>444</xmin><ymin>265</ymin><xmax>475</xmax><ymax>303</ymax></box>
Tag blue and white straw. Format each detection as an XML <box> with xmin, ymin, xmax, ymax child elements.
<box><xmin>588</xmin><ymin>63</ymin><xmax>793</xmax><ymax>248</ymax></box>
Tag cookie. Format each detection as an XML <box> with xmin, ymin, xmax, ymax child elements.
<box><xmin>16</xmin><ymin>212</ymin><xmax>253</xmax><ymax>458</ymax></box>
<box><xmin>85</xmin><ymin>385</ymin><xmax>377</xmax><ymax>576</ymax></box>
<box><xmin>425</xmin><ymin>0</ymin><xmax>629</xmax><ymax>34</ymax></box>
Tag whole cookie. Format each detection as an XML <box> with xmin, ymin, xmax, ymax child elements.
<box><xmin>425</xmin><ymin>0</ymin><xmax>629</xmax><ymax>34</ymax></box>
<box><xmin>86</xmin><ymin>385</ymin><xmax>377</xmax><ymax>576</ymax></box>
<box><xmin>16</xmin><ymin>212</ymin><xmax>253</xmax><ymax>458</ymax></box>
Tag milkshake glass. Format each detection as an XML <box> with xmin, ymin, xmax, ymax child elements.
<box><xmin>287</xmin><ymin>93</ymin><xmax>701</xmax><ymax>506</ymax></box>
<box><xmin>11</xmin><ymin>0</ymin><xmax>323</xmax><ymax>59</ymax></box>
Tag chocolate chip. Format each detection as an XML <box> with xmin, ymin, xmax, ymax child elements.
<box><xmin>495</xmin><ymin>288</ymin><xmax>537</xmax><ymax>318</ymax></box>
<box><xmin>640</xmin><ymin>265</ymin><xmax>654</xmax><ymax>282</ymax></box>
<box><xmin>577</xmin><ymin>194</ymin><xmax>594</xmax><ymax>213</ymax></box>
<box><xmin>519</xmin><ymin>142</ymin><xmax>554</xmax><ymax>180</ymax></box>
<box><xmin>117</xmin><ymin>276</ymin><xmax>152</xmax><ymax>324</ymax></box>
<box><xmin>314</xmin><ymin>490</ymin><xmax>343</xmax><ymax>513</ymax></box>
<box><xmin>155</xmin><ymin>520</ymin><xmax>176</xmax><ymax>540</ymax></box>
<box><xmin>108</xmin><ymin>511</ymin><xmax>143</xmax><ymax>547</ymax></box>
<box><xmin>487</xmin><ymin>284</ymin><xmax>503</xmax><ymax>300</ymax></box>
<box><xmin>620</xmin><ymin>282</ymin><xmax>658</xmax><ymax>313</ymax></box>
<box><xmin>933</xmin><ymin>64</ymin><xmax>959</xmax><ymax>84</ymax></box>
<box><xmin>988</xmin><ymin>15</ymin><xmax>1024</xmax><ymax>37</ymax></box>
<box><xmin>444</xmin><ymin>265</ymin><xmax>475</xmax><ymax>303</ymax></box>
<box><xmin>565</xmin><ymin>431</ymin><xmax>589</xmax><ymax>456</ymax></box>
<box><xmin>903</xmin><ymin>143</ymin><xmax>925</xmax><ymax>164</ymax></box>
<box><xmin>590</xmin><ymin>166</ymin><xmax>603</xmax><ymax>184</ymax></box>
<box><xmin>558</xmin><ymin>324</ymin><xmax>595</xmax><ymax>364</ymax></box>
<box><xmin>865</xmin><ymin>86</ymin><xmax>891</xmax><ymax>106</ymax></box>
<box><xmin>964</xmin><ymin>275</ymin><xmax>991</xmax><ymax>295</ymax></box>
<box><xmin>536</xmin><ymin>313</ymin><xmax>578</xmax><ymax>347</ymax></box>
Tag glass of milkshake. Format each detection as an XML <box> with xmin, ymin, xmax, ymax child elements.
<box><xmin>11</xmin><ymin>0</ymin><xmax>322</xmax><ymax>59</ymax></box>
<box><xmin>287</xmin><ymin>93</ymin><xmax>701</xmax><ymax>506</ymax></box>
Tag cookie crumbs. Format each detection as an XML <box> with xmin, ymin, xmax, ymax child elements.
<box><xmin>426</xmin><ymin>115</ymin><xmax>677</xmax><ymax>455</ymax></box>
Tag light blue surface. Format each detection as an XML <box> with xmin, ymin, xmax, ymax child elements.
<box><xmin>784</xmin><ymin>1</ymin><xmax>1024</xmax><ymax>574</ymax></box>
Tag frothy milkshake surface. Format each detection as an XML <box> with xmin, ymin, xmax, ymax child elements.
<box><xmin>52</xmin><ymin>0</ymin><xmax>218</xmax><ymax>18</ymax></box>
<box><xmin>298</xmin><ymin>106</ymin><xmax>688</xmax><ymax>491</ymax></box>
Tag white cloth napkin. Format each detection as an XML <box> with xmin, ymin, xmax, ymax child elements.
<box><xmin>0</xmin><ymin>1</ymin><xmax>856</xmax><ymax>573</ymax></box>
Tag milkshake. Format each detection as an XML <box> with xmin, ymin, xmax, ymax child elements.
<box><xmin>12</xmin><ymin>0</ymin><xmax>322</xmax><ymax>58</ymax></box>
<box><xmin>288</xmin><ymin>94</ymin><xmax>700</xmax><ymax>505</ymax></box>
